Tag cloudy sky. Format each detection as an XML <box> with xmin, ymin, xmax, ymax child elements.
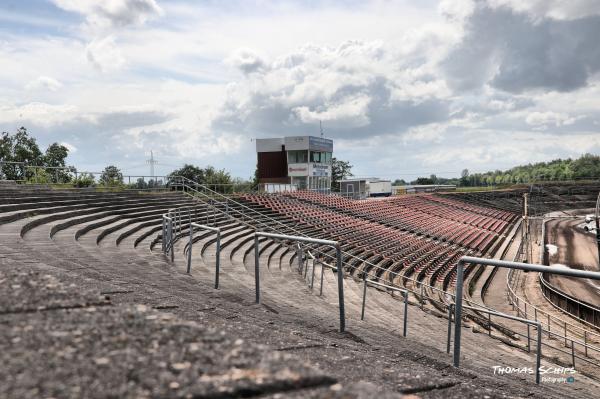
<box><xmin>2</xmin><ymin>0</ymin><xmax>600</xmax><ymax>180</ymax></box>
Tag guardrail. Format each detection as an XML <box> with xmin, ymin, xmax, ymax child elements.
<box><xmin>162</xmin><ymin>214</ymin><xmax>174</xmax><ymax>262</ymax></box>
<box><xmin>187</xmin><ymin>223</ymin><xmax>221</xmax><ymax>289</ymax></box>
<box><xmin>539</xmin><ymin>273</ymin><xmax>600</xmax><ymax>329</ymax></box>
<box><xmin>448</xmin><ymin>303</ymin><xmax>542</xmax><ymax>383</ymax></box>
<box><xmin>254</xmin><ymin>231</ymin><xmax>345</xmax><ymax>332</ymax></box>
<box><xmin>454</xmin><ymin>256</ymin><xmax>600</xmax><ymax>376</ymax></box>
<box><xmin>361</xmin><ymin>278</ymin><xmax>409</xmax><ymax>337</ymax></box>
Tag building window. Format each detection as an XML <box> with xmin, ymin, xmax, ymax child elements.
<box><xmin>309</xmin><ymin>151</ymin><xmax>332</xmax><ymax>163</ymax></box>
<box><xmin>288</xmin><ymin>150</ymin><xmax>308</xmax><ymax>164</ymax></box>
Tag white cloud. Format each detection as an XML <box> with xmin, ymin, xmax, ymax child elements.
<box><xmin>525</xmin><ymin>111</ymin><xmax>581</xmax><ymax>128</ymax></box>
<box><xmin>85</xmin><ymin>36</ymin><xmax>125</xmax><ymax>72</ymax></box>
<box><xmin>51</xmin><ymin>0</ymin><xmax>162</xmax><ymax>28</ymax></box>
<box><xmin>226</xmin><ymin>48</ymin><xmax>267</xmax><ymax>75</ymax></box>
<box><xmin>213</xmin><ymin>40</ymin><xmax>452</xmax><ymax>139</ymax></box>
<box><xmin>0</xmin><ymin>102</ymin><xmax>83</xmax><ymax>127</ymax></box>
<box><xmin>487</xmin><ymin>0</ymin><xmax>600</xmax><ymax>20</ymax></box>
<box><xmin>25</xmin><ymin>76</ymin><xmax>63</xmax><ymax>92</ymax></box>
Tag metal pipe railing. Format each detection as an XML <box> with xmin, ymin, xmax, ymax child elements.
<box><xmin>454</xmin><ymin>256</ymin><xmax>600</xmax><ymax>373</ymax></box>
<box><xmin>362</xmin><ymin>278</ymin><xmax>409</xmax><ymax>337</ymax></box>
<box><xmin>188</xmin><ymin>223</ymin><xmax>221</xmax><ymax>289</ymax></box>
<box><xmin>254</xmin><ymin>231</ymin><xmax>345</xmax><ymax>332</ymax></box>
<box><xmin>448</xmin><ymin>303</ymin><xmax>543</xmax><ymax>383</ymax></box>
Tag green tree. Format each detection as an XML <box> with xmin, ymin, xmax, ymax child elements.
<box><xmin>331</xmin><ymin>157</ymin><xmax>353</xmax><ymax>191</ymax></box>
<box><xmin>460</xmin><ymin>168</ymin><xmax>469</xmax><ymax>186</ymax></box>
<box><xmin>43</xmin><ymin>143</ymin><xmax>71</xmax><ymax>182</ymax></box>
<box><xmin>73</xmin><ymin>173</ymin><xmax>95</xmax><ymax>188</ymax></box>
<box><xmin>413</xmin><ymin>177</ymin><xmax>434</xmax><ymax>185</ymax></box>
<box><xmin>0</xmin><ymin>127</ymin><xmax>43</xmax><ymax>180</ymax></box>
<box><xmin>168</xmin><ymin>164</ymin><xmax>233</xmax><ymax>193</ymax></box>
<box><xmin>99</xmin><ymin>165</ymin><xmax>123</xmax><ymax>186</ymax></box>
<box><xmin>168</xmin><ymin>164</ymin><xmax>206</xmax><ymax>183</ymax></box>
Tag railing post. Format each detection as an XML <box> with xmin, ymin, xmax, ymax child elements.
<box><xmin>584</xmin><ymin>331</ymin><xmax>588</xmax><ymax>357</ymax></box>
<box><xmin>319</xmin><ymin>261</ymin><xmax>325</xmax><ymax>296</ymax></box>
<box><xmin>403</xmin><ymin>290</ymin><xmax>408</xmax><ymax>337</ymax></box>
<box><xmin>161</xmin><ymin>217</ymin><xmax>166</xmax><ymax>254</ymax></box>
<box><xmin>187</xmin><ymin>224</ymin><xmax>193</xmax><ymax>273</ymax></box>
<box><xmin>548</xmin><ymin>314</ymin><xmax>551</xmax><ymax>338</ymax></box>
<box><xmin>169</xmin><ymin>218</ymin><xmax>174</xmax><ymax>262</ymax></box>
<box><xmin>453</xmin><ymin>260</ymin><xmax>464</xmax><ymax>367</ymax></box>
<box><xmin>571</xmin><ymin>340</ymin><xmax>575</xmax><ymax>367</ymax></box>
<box><xmin>215</xmin><ymin>231</ymin><xmax>221</xmax><ymax>289</ymax></box>
<box><xmin>361</xmin><ymin>276</ymin><xmax>367</xmax><ymax>320</ymax></box>
<box><xmin>254</xmin><ymin>235</ymin><xmax>260</xmax><ymax>304</ymax></box>
<box><xmin>527</xmin><ymin>324</ymin><xmax>531</xmax><ymax>352</ymax></box>
<box><xmin>488</xmin><ymin>313</ymin><xmax>492</xmax><ymax>337</ymax></box>
<box><xmin>536</xmin><ymin>323</ymin><xmax>542</xmax><ymax>384</ymax></box>
<box><xmin>310</xmin><ymin>257</ymin><xmax>316</xmax><ymax>290</ymax></box>
<box><xmin>447</xmin><ymin>304</ymin><xmax>453</xmax><ymax>354</ymax></box>
<box><xmin>297</xmin><ymin>244</ymin><xmax>303</xmax><ymax>274</ymax></box>
<box><xmin>564</xmin><ymin>322</ymin><xmax>567</xmax><ymax>346</ymax></box>
<box><xmin>336</xmin><ymin>245</ymin><xmax>345</xmax><ymax>332</ymax></box>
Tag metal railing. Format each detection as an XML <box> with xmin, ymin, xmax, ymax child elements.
<box><xmin>539</xmin><ymin>273</ymin><xmax>600</xmax><ymax>329</ymax></box>
<box><xmin>361</xmin><ymin>278</ymin><xmax>409</xmax><ymax>337</ymax></box>
<box><xmin>254</xmin><ymin>231</ymin><xmax>345</xmax><ymax>332</ymax></box>
<box><xmin>448</xmin><ymin>302</ymin><xmax>543</xmax><ymax>383</ymax></box>
<box><xmin>454</xmin><ymin>256</ymin><xmax>600</xmax><ymax>375</ymax></box>
<box><xmin>187</xmin><ymin>223</ymin><xmax>221</xmax><ymax>289</ymax></box>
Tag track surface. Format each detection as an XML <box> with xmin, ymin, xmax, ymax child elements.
<box><xmin>545</xmin><ymin>210</ymin><xmax>600</xmax><ymax>303</ymax></box>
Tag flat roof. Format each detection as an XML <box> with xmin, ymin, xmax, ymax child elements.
<box><xmin>340</xmin><ymin>178</ymin><xmax>391</xmax><ymax>183</ymax></box>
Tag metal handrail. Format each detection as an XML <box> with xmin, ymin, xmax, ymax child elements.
<box><xmin>452</xmin><ymin>303</ymin><xmax>543</xmax><ymax>384</ymax></box>
<box><xmin>253</xmin><ymin>231</ymin><xmax>345</xmax><ymax>332</ymax></box>
<box><xmin>506</xmin><ymin>260</ymin><xmax>600</xmax><ymax>345</ymax></box>
<box><xmin>454</xmin><ymin>256</ymin><xmax>600</xmax><ymax>372</ymax></box>
<box><xmin>361</xmin><ymin>278</ymin><xmax>409</xmax><ymax>337</ymax></box>
<box><xmin>188</xmin><ymin>223</ymin><xmax>221</xmax><ymax>289</ymax></box>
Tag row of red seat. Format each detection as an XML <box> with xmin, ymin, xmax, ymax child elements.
<box><xmin>285</xmin><ymin>191</ymin><xmax>513</xmax><ymax>252</ymax></box>
<box><xmin>238</xmin><ymin>193</ymin><xmax>480</xmax><ymax>287</ymax></box>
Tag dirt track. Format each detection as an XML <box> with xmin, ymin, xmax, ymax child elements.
<box><xmin>544</xmin><ymin>209</ymin><xmax>600</xmax><ymax>304</ymax></box>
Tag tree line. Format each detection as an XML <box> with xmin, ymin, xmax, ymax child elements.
<box><xmin>0</xmin><ymin>127</ymin><xmax>245</xmax><ymax>190</ymax></box>
<box><xmin>394</xmin><ymin>154</ymin><xmax>600</xmax><ymax>187</ymax></box>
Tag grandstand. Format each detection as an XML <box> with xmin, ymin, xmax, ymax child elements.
<box><xmin>2</xmin><ymin>178</ymin><xmax>600</xmax><ymax>398</ymax></box>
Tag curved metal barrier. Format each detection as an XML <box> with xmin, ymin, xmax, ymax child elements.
<box><xmin>539</xmin><ymin>273</ymin><xmax>600</xmax><ymax>328</ymax></box>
